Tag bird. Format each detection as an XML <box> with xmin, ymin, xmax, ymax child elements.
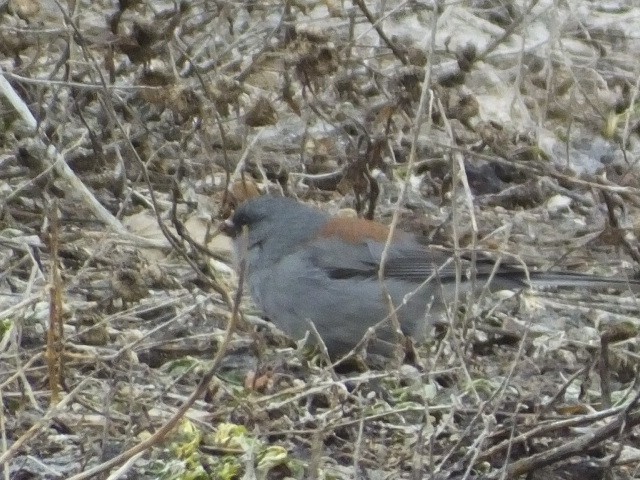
<box><xmin>222</xmin><ymin>195</ymin><xmax>638</xmax><ymax>361</ymax></box>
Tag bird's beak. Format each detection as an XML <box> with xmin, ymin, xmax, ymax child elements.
<box><xmin>220</xmin><ymin>218</ymin><xmax>239</xmax><ymax>238</ymax></box>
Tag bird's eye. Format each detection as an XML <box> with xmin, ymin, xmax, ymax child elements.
<box><xmin>233</xmin><ymin>211</ymin><xmax>251</xmax><ymax>227</ymax></box>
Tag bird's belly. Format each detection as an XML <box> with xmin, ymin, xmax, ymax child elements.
<box><xmin>246</xmin><ymin>264</ymin><xmax>440</xmax><ymax>357</ymax></box>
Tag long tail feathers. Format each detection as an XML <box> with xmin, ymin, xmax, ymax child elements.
<box><xmin>527</xmin><ymin>272</ymin><xmax>640</xmax><ymax>293</ymax></box>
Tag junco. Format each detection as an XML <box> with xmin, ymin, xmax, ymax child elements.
<box><xmin>223</xmin><ymin>195</ymin><xmax>638</xmax><ymax>360</ymax></box>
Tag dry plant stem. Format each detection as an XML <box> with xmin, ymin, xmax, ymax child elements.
<box><xmin>498</xmin><ymin>417</ymin><xmax>519</xmax><ymax>480</ymax></box>
<box><xmin>307</xmin><ymin>429</ymin><xmax>323</xmax><ymax>480</ymax></box>
<box><xmin>0</xmin><ymin>70</ymin><xmax>37</xmax><ymax>125</ymax></box>
<box><xmin>330</xmin><ymin>401</ymin><xmax>453</xmax><ymax>430</ymax></box>
<box><xmin>187</xmin><ymin>67</ymin><xmax>234</xmax><ymax>204</ymax></box>
<box><xmin>0</xmin><ymin>72</ymin><xmax>110</xmax><ymax>90</ymax></box>
<box><xmin>439</xmin><ymin>143</ymin><xmax>640</xmax><ymax>198</ymax></box>
<box><xmin>535</xmin><ymin>297</ymin><xmax>640</xmax><ymax>324</ymax></box>
<box><xmin>170</xmin><ymin>169</ymin><xmax>215</xmax><ymax>261</ymax></box>
<box><xmin>478</xmin><ymin>400</ymin><xmax>634</xmax><ymax>463</ymax></box>
<box><xmin>0</xmin><ymin>64</ymin><xmax>126</xmax><ymax>233</ymax></box>
<box><xmin>82</xmin><ymin>230</ymin><xmax>171</xmax><ymax>250</ymax></box>
<box><xmin>0</xmin><ymin>353</ymin><xmax>43</xmax><ymax>412</ymax></box>
<box><xmin>599</xmin><ymin>334</ymin><xmax>612</xmax><ymax>409</ymax></box>
<box><xmin>0</xmin><ymin>387</ymin><xmax>7</xmax><ymax>480</ymax></box>
<box><xmin>352</xmin><ymin>394</ymin><xmax>366</xmax><ymax>475</ymax></box>
<box><xmin>376</xmin><ymin>3</ymin><xmax>438</xmax><ymax>361</ymax></box>
<box><xmin>0</xmin><ymin>378</ymin><xmax>91</xmax><ymax>466</ymax></box>
<box><xmin>252</xmin><ymin>372</ymin><xmax>453</xmax><ymax>427</ymax></box>
<box><xmin>461</xmin><ymin>417</ymin><xmax>493</xmax><ymax>480</ymax></box>
<box><xmin>327</xmin><ymin>256</ymin><xmax>451</xmax><ymax>366</ymax></box>
<box><xmin>306</xmin><ymin>321</ymin><xmax>339</xmax><ymax>381</ymax></box>
<box><xmin>435</xmin><ymin>325</ymin><xmax>531</xmax><ymax>474</ymax></box>
<box><xmin>65</xmin><ymin>253</ymin><xmax>244</xmax><ymax>480</ymax></box>
<box><xmin>105</xmin><ymin>451</ymin><xmax>146</xmax><ymax>480</ymax></box>
<box><xmin>465</xmin><ymin>329</ymin><xmax>533</xmax><ymax>473</ymax></box>
<box><xmin>330</xmin><ymin>325</ymin><xmax>382</xmax><ymax>369</ymax></box>
<box><xmin>0</xmin><ymin>298</ymin><xmax>41</xmax><ymax>338</ymax></box>
<box><xmin>602</xmin><ymin>190</ymin><xmax>640</xmax><ymax>264</ymax></box>
<box><xmin>1</xmin><ymin>70</ymin><xmax>156</xmax><ymax>92</ymax></box>
<box><xmin>235</xmin><ymin>7</ymin><xmax>286</xmax><ymax>82</ymax></box>
<box><xmin>437</xmin><ymin>95</ymin><xmax>479</xmax><ymax>336</ymax></box>
<box><xmin>542</xmin><ymin>0</ymin><xmax>559</xmax><ymax>126</ymax></box>
<box><xmin>538</xmin><ymin>176</ymin><xmax>595</xmax><ymax>207</ymax></box>
<box><xmin>434</xmin><ymin>96</ymin><xmax>481</xmax><ymax>402</ymax></box>
<box><xmin>17</xmin><ymin>147</ymin><xmax>126</xmax><ymax>234</ymax></box>
<box><xmin>351</xmin><ymin>0</ymin><xmax>408</xmax><ymax>65</ymax></box>
<box><xmin>490</xmin><ymin>393</ymin><xmax>640</xmax><ymax>478</ymax></box>
<box><xmin>433</xmin><ymin>399</ymin><xmax>493</xmax><ymax>475</ymax></box>
<box><xmin>557</xmin><ymin>39</ymin><xmax>611</xmax><ymax>124</ymax></box>
<box><xmin>232</xmin><ymin>132</ymin><xmax>263</xmax><ymax>180</ymax></box>
<box><xmin>330</xmin><ymin>265</ymin><xmax>453</xmax><ymax>369</ymax></box>
<box><xmin>106</xmin><ymin>301</ymin><xmax>201</xmax><ymax>362</ymax></box>
<box><xmin>621</xmin><ymin>64</ymin><xmax>640</xmax><ymax>151</ymax></box>
<box><xmin>46</xmin><ymin>200</ymin><xmax>64</xmax><ymax>404</ymax></box>
<box><xmin>410</xmin><ymin>406</ymin><xmax>432</xmax><ymax>477</ymax></box>
<box><xmin>113</xmin><ymin>124</ymin><xmax>234</xmax><ymax>310</ymax></box>
<box><xmin>539</xmin><ymin>367</ymin><xmax>587</xmax><ymax>414</ymax></box>
<box><xmin>477</xmin><ymin>0</ymin><xmax>541</xmax><ymax>61</ymax></box>
<box><xmin>508</xmin><ymin>26</ymin><xmax>527</xmax><ymax>117</ymax></box>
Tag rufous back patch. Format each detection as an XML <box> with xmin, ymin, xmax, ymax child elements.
<box><xmin>318</xmin><ymin>217</ymin><xmax>394</xmax><ymax>244</ymax></box>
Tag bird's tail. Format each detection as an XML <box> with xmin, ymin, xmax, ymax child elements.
<box><xmin>527</xmin><ymin>271</ymin><xmax>640</xmax><ymax>293</ymax></box>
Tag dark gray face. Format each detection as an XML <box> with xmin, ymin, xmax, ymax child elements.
<box><xmin>226</xmin><ymin>196</ymin><xmax>329</xmax><ymax>268</ymax></box>
<box><xmin>226</xmin><ymin>196</ymin><xmax>285</xmax><ymax>237</ymax></box>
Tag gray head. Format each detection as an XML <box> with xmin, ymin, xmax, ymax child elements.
<box><xmin>225</xmin><ymin>196</ymin><xmax>329</xmax><ymax>267</ymax></box>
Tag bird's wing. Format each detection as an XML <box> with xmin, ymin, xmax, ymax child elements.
<box><xmin>305</xmin><ymin>238</ymin><xmax>640</xmax><ymax>291</ymax></box>
<box><xmin>306</xmin><ymin>238</ymin><xmax>515</xmax><ymax>282</ymax></box>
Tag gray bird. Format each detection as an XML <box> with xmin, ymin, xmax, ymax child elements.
<box><xmin>223</xmin><ymin>195</ymin><xmax>638</xmax><ymax>360</ymax></box>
